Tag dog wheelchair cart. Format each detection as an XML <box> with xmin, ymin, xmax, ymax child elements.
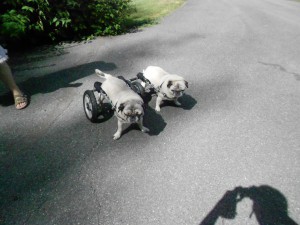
<box><xmin>83</xmin><ymin>74</ymin><xmax>154</xmax><ymax>122</ymax></box>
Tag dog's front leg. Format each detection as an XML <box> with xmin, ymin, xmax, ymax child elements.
<box><xmin>113</xmin><ymin>120</ymin><xmax>124</xmax><ymax>140</ymax></box>
<box><xmin>155</xmin><ymin>96</ymin><xmax>163</xmax><ymax>112</ymax></box>
<box><xmin>137</xmin><ymin>118</ymin><xmax>149</xmax><ymax>133</ymax></box>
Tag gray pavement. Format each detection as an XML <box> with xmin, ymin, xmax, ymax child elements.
<box><xmin>1</xmin><ymin>0</ymin><xmax>300</xmax><ymax>224</ymax></box>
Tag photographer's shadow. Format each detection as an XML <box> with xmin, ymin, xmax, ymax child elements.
<box><xmin>200</xmin><ymin>185</ymin><xmax>298</xmax><ymax>225</ymax></box>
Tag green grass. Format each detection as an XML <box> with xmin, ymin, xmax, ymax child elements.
<box><xmin>125</xmin><ymin>0</ymin><xmax>186</xmax><ymax>29</ymax></box>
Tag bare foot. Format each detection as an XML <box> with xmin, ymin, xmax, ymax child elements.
<box><xmin>14</xmin><ymin>94</ymin><xmax>28</xmax><ymax>110</ymax></box>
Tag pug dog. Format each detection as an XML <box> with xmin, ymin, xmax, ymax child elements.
<box><xmin>95</xmin><ymin>69</ymin><xmax>149</xmax><ymax>140</ymax></box>
<box><xmin>142</xmin><ymin>66</ymin><xmax>188</xmax><ymax>111</ymax></box>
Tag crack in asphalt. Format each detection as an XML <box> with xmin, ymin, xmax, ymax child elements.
<box><xmin>259</xmin><ymin>61</ymin><xmax>300</xmax><ymax>81</ymax></box>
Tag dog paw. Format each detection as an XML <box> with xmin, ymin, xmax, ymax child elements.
<box><xmin>113</xmin><ymin>132</ymin><xmax>121</xmax><ymax>140</ymax></box>
<box><xmin>141</xmin><ymin>127</ymin><xmax>149</xmax><ymax>133</ymax></box>
<box><xmin>174</xmin><ymin>100</ymin><xmax>181</xmax><ymax>106</ymax></box>
<box><xmin>155</xmin><ymin>107</ymin><xmax>161</xmax><ymax>112</ymax></box>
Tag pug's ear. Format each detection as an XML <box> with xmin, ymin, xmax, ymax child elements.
<box><xmin>167</xmin><ymin>81</ymin><xmax>173</xmax><ymax>88</ymax></box>
<box><xmin>185</xmin><ymin>81</ymin><xmax>189</xmax><ymax>88</ymax></box>
<box><xmin>118</xmin><ymin>103</ymin><xmax>125</xmax><ymax>112</ymax></box>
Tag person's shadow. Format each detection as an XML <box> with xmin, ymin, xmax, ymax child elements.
<box><xmin>0</xmin><ymin>61</ymin><xmax>116</xmax><ymax>106</ymax></box>
<box><xmin>200</xmin><ymin>185</ymin><xmax>298</xmax><ymax>225</ymax></box>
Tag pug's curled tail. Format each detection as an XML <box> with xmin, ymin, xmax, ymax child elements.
<box><xmin>95</xmin><ymin>69</ymin><xmax>112</xmax><ymax>79</ymax></box>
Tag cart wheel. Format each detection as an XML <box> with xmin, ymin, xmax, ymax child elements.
<box><xmin>83</xmin><ymin>90</ymin><xmax>99</xmax><ymax>122</ymax></box>
<box><xmin>132</xmin><ymin>81</ymin><xmax>145</xmax><ymax>97</ymax></box>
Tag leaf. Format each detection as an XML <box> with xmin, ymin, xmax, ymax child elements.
<box><xmin>22</xmin><ymin>6</ymin><xmax>34</xmax><ymax>13</ymax></box>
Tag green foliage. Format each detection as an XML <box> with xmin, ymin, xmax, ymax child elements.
<box><xmin>0</xmin><ymin>0</ymin><xmax>132</xmax><ymax>46</ymax></box>
<box><xmin>91</xmin><ymin>0</ymin><xmax>131</xmax><ymax>35</ymax></box>
<box><xmin>1</xmin><ymin>10</ymin><xmax>30</xmax><ymax>38</ymax></box>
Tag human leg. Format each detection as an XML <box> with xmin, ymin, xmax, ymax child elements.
<box><xmin>0</xmin><ymin>62</ymin><xmax>28</xmax><ymax>109</ymax></box>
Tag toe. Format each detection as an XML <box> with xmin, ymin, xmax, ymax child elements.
<box><xmin>16</xmin><ymin>102</ymin><xmax>26</xmax><ymax>110</ymax></box>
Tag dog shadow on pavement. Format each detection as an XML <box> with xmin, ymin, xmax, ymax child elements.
<box><xmin>199</xmin><ymin>185</ymin><xmax>298</xmax><ymax>225</ymax></box>
<box><xmin>159</xmin><ymin>94</ymin><xmax>197</xmax><ymax>111</ymax></box>
<box><xmin>121</xmin><ymin>105</ymin><xmax>167</xmax><ymax>137</ymax></box>
<box><xmin>143</xmin><ymin>105</ymin><xmax>167</xmax><ymax>136</ymax></box>
<box><xmin>124</xmin><ymin>94</ymin><xmax>197</xmax><ymax>136</ymax></box>
<box><xmin>0</xmin><ymin>61</ymin><xmax>116</xmax><ymax>107</ymax></box>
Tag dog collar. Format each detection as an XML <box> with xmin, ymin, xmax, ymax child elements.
<box><xmin>113</xmin><ymin>101</ymin><xmax>128</xmax><ymax>122</ymax></box>
<box><xmin>161</xmin><ymin>92</ymin><xmax>176</xmax><ymax>100</ymax></box>
<box><xmin>115</xmin><ymin>112</ymin><xmax>127</xmax><ymax>122</ymax></box>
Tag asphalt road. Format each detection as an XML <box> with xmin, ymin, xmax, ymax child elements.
<box><xmin>1</xmin><ymin>0</ymin><xmax>300</xmax><ymax>224</ymax></box>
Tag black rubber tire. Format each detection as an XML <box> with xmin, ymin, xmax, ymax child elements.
<box><xmin>83</xmin><ymin>90</ymin><xmax>99</xmax><ymax>123</ymax></box>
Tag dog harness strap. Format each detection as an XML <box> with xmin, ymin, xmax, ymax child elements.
<box><xmin>155</xmin><ymin>86</ymin><xmax>160</xmax><ymax>93</ymax></box>
<box><xmin>156</xmin><ymin>85</ymin><xmax>172</xmax><ymax>99</ymax></box>
<box><xmin>159</xmin><ymin>81</ymin><xmax>165</xmax><ymax>89</ymax></box>
<box><xmin>117</xmin><ymin>75</ymin><xmax>135</xmax><ymax>91</ymax></box>
<box><xmin>157</xmin><ymin>87</ymin><xmax>174</xmax><ymax>100</ymax></box>
<box><xmin>115</xmin><ymin>112</ymin><xmax>127</xmax><ymax>122</ymax></box>
<box><xmin>113</xmin><ymin>101</ymin><xmax>127</xmax><ymax>122</ymax></box>
<box><xmin>158</xmin><ymin>80</ymin><xmax>174</xmax><ymax>99</ymax></box>
<box><xmin>162</xmin><ymin>92</ymin><xmax>175</xmax><ymax>100</ymax></box>
<box><xmin>112</xmin><ymin>102</ymin><xmax>117</xmax><ymax>111</ymax></box>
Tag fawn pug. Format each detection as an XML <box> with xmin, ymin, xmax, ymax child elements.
<box><xmin>95</xmin><ymin>69</ymin><xmax>149</xmax><ymax>140</ymax></box>
<box><xmin>142</xmin><ymin>66</ymin><xmax>188</xmax><ymax>111</ymax></box>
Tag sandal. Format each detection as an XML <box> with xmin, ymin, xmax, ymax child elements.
<box><xmin>14</xmin><ymin>94</ymin><xmax>28</xmax><ymax>110</ymax></box>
